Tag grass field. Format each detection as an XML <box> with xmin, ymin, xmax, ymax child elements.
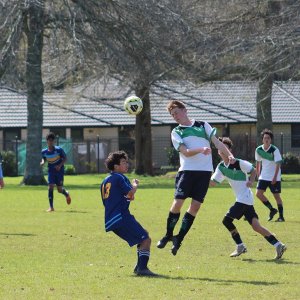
<box><xmin>0</xmin><ymin>174</ymin><xmax>299</xmax><ymax>300</ymax></box>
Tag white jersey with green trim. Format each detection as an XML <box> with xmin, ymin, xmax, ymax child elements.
<box><xmin>211</xmin><ymin>159</ymin><xmax>254</xmax><ymax>205</ymax></box>
<box><xmin>171</xmin><ymin>120</ymin><xmax>216</xmax><ymax>171</ymax></box>
<box><xmin>255</xmin><ymin>144</ymin><xmax>282</xmax><ymax>181</ymax></box>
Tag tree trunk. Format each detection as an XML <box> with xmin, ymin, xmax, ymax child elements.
<box><xmin>135</xmin><ymin>86</ymin><xmax>153</xmax><ymax>175</ymax></box>
<box><xmin>22</xmin><ymin>1</ymin><xmax>47</xmax><ymax>185</ymax></box>
<box><xmin>256</xmin><ymin>73</ymin><xmax>273</xmax><ymax>140</ymax></box>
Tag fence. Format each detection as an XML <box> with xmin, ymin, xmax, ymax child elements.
<box><xmin>0</xmin><ymin>133</ymin><xmax>299</xmax><ymax>176</ymax></box>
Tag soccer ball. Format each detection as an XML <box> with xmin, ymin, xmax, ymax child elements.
<box><xmin>124</xmin><ymin>96</ymin><xmax>143</xmax><ymax>115</ymax></box>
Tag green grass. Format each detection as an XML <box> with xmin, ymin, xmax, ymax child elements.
<box><xmin>0</xmin><ymin>174</ymin><xmax>299</xmax><ymax>300</ymax></box>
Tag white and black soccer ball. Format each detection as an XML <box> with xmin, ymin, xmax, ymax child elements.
<box><xmin>124</xmin><ymin>96</ymin><xmax>143</xmax><ymax>115</ymax></box>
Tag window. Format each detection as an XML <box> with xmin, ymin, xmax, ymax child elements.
<box><xmin>4</xmin><ymin>128</ymin><xmax>21</xmax><ymax>141</ymax></box>
<box><xmin>291</xmin><ymin>124</ymin><xmax>300</xmax><ymax>147</ymax></box>
<box><xmin>71</xmin><ymin>128</ymin><xmax>83</xmax><ymax>141</ymax></box>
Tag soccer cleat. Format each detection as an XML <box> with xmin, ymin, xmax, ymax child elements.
<box><xmin>171</xmin><ymin>235</ymin><xmax>182</xmax><ymax>256</ymax></box>
<box><xmin>275</xmin><ymin>243</ymin><xmax>287</xmax><ymax>259</ymax></box>
<box><xmin>268</xmin><ymin>208</ymin><xmax>278</xmax><ymax>221</ymax></box>
<box><xmin>135</xmin><ymin>268</ymin><xmax>158</xmax><ymax>277</ymax></box>
<box><xmin>157</xmin><ymin>236</ymin><xmax>172</xmax><ymax>249</ymax></box>
<box><xmin>46</xmin><ymin>207</ymin><xmax>55</xmax><ymax>212</ymax></box>
<box><xmin>275</xmin><ymin>217</ymin><xmax>285</xmax><ymax>222</ymax></box>
<box><xmin>230</xmin><ymin>244</ymin><xmax>247</xmax><ymax>257</ymax></box>
<box><xmin>66</xmin><ymin>194</ymin><xmax>71</xmax><ymax>205</ymax></box>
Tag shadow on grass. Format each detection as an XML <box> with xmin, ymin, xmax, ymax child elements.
<box><xmin>63</xmin><ymin>210</ymin><xmax>88</xmax><ymax>214</ymax></box>
<box><xmin>0</xmin><ymin>232</ymin><xmax>36</xmax><ymax>237</ymax></box>
<box><xmin>242</xmin><ymin>258</ymin><xmax>299</xmax><ymax>265</ymax></box>
<box><xmin>130</xmin><ymin>274</ymin><xmax>280</xmax><ymax>285</ymax></box>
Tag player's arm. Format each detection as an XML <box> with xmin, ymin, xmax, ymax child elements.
<box><xmin>127</xmin><ymin>179</ymin><xmax>139</xmax><ymax>200</ymax></box>
<box><xmin>246</xmin><ymin>167</ymin><xmax>256</xmax><ymax>187</ymax></box>
<box><xmin>178</xmin><ymin>143</ymin><xmax>211</xmax><ymax>157</ymax></box>
<box><xmin>211</xmin><ymin>136</ymin><xmax>235</xmax><ymax>162</ymax></box>
<box><xmin>256</xmin><ymin>161</ymin><xmax>261</xmax><ymax>179</ymax></box>
<box><xmin>40</xmin><ymin>158</ymin><xmax>45</xmax><ymax>166</ymax></box>
<box><xmin>272</xmin><ymin>163</ymin><xmax>281</xmax><ymax>184</ymax></box>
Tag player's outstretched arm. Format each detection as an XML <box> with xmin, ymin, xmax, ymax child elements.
<box><xmin>211</xmin><ymin>136</ymin><xmax>235</xmax><ymax>162</ymax></box>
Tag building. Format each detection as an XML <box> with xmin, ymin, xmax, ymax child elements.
<box><xmin>1</xmin><ymin>79</ymin><xmax>300</xmax><ymax>173</ymax></box>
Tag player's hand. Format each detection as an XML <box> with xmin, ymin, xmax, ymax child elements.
<box><xmin>228</xmin><ymin>155</ymin><xmax>236</xmax><ymax>164</ymax></box>
<box><xmin>55</xmin><ymin>164</ymin><xmax>62</xmax><ymax>171</ymax></box>
<box><xmin>246</xmin><ymin>181</ymin><xmax>253</xmax><ymax>187</ymax></box>
<box><xmin>201</xmin><ymin>147</ymin><xmax>211</xmax><ymax>155</ymax></box>
<box><xmin>271</xmin><ymin>178</ymin><xmax>276</xmax><ymax>185</ymax></box>
<box><xmin>132</xmin><ymin>179</ymin><xmax>139</xmax><ymax>187</ymax></box>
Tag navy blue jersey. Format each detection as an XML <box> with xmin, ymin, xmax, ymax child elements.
<box><xmin>41</xmin><ymin>146</ymin><xmax>66</xmax><ymax>172</ymax></box>
<box><xmin>100</xmin><ymin>172</ymin><xmax>132</xmax><ymax>231</ymax></box>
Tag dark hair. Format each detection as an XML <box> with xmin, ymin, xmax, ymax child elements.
<box><xmin>105</xmin><ymin>150</ymin><xmax>128</xmax><ymax>171</ymax></box>
<box><xmin>167</xmin><ymin>100</ymin><xmax>186</xmax><ymax>114</ymax></box>
<box><xmin>46</xmin><ymin>132</ymin><xmax>56</xmax><ymax>140</ymax></box>
<box><xmin>218</xmin><ymin>137</ymin><xmax>233</xmax><ymax>149</ymax></box>
<box><xmin>261</xmin><ymin>128</ymin><xmax>273</xmax><ymax>140</ymax></box>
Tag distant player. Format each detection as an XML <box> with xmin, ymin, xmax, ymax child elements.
<box><xmin>100</xmin><ymin>150</ymin><xmax>157</xmax><ymax>276</ymax></box>
<box><xmin>210</xmin><ymin>137</ymin><xmax>286</xmax><ymax>259</ymax></box>
<box><xmin>0</xmin><ymin>152</ymin><xmax>4</xmax><ymax>189</ymax></box>
<box><xmin>255</xmin><ymin>128</ymin><xmax>285</xmax><ymax>222</ymax></box>
<box><xmin>40</xmin><ymin>132</ymin><xmax>71</xmax><ymax>212</ymax></box>
<box><xmin>157</xmin><ymin>100</ymin><xmax>235</xmax><ymax>256</ymax></box>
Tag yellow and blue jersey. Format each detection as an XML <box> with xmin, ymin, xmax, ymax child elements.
<box><xmin>100</xmin><ymin>172</ymin><xmax>132</xmax><ymax>232</ymax></box>
<box><xmin>41</xmin><ymin>146</ymin><xmax>66</xmax><ymax>172</ymax></box>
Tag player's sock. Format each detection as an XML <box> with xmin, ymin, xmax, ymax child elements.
<box><xmin>277</xmin><ymin>204</ymin><xmax>284</xmax><ymax>218</ymax></box>
<box><xmin>48</xmin><ymin>189</ymin><xmax>54</xmax><ymax>208</ymax></box>
<box><xmin>62</xmin><ymin>188</ymin><xmax>69</xmax><ymax>197</ymax></box>
<box><xmin>138</xmin><ymin>249</ymin><xmax>150</xmax><ymax>270</ymax></box>
<box><xmin>231</xmin><ymin>230</ymin><xmax>243</xmax><ymax>244</ymax></box>
<box><xmin>263</xmin><ymin>200</ymin><xmax>273</xmax><ymax>210</ymax></box>
<box><xmin>177</xmin><ymin>212</ymin><xmax>195</xmax><ymax>242</ymax></box>
<box><xmin>166</xmin><ymin>212</ymin><xmax>180</xmax><ymax>237</ymax></box>
<box><xmin>264</xmin><ymin>234</ymin><xmax>279</xmax><ymax>246</ymax></box>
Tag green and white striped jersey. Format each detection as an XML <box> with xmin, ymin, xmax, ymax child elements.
<box><xmin>212</xmin><ymin>159</ymin><xmax>254</xmax><ymax>205</ymax></box>
<box><xmin>171</xmin><ymin>120</ymin><xmax>216</xmax><ymax>171</ymax></box>
<box><xmin>255</xmin><ymin>144</ymin><xmax>282</xmax><ymax>181</ymax></box>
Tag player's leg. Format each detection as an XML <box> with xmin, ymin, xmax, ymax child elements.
<box><xmin>47</xmin><ymin>184</ymin><xmax>55</xmax><ymax>212</ymax></box>
<box><xmin>157</xmin><ymin>171</ymin><xmax>188</xmax><ymax>249</ymax></box>
<box><xmin>171</xmin><ymin>171</ymin><xmax>211</xmax><ymax>256</ymax></box>
<box><xmin>114</xmin><ymin>216</ymin><xmax>157</xmax><ymax>276</ymax></box>
<box><xmin>270</xmin><ymin>182</ymin><xmax>284</xmax><ymax>221</ymax></box>
<box><xmin>56</xmin><ymin>172</ymin><xmax>71</xmax><ymax>205</ymax></box>
<box><xmin>256</xmin><ymin>180</ymin><xmax>277</xmax><ymax>221</ymax></box>
<box><xmin>157</xmin><ymin>198</ymin><xmax>183</xmax><ymax>249</ymax></box>
<box><xmin>250</xmin><ymin>217</ymin><xmax>286</xmax><ymax>259</ymax></box>
<box><xmin>171</xmin><ymin>200</ymin><xmax>201</xmax><ymax>255</ymax></box>
<box><xmin>223</xmin><ymin>203</ymin><xmax>247</xmax><ymax>257</ymax></box>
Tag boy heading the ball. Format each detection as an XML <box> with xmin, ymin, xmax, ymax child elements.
<box><xmin>41</xmin><ymin>132</ymin><xmax>71</xmax><ymax>212</ymax></box>
<box><xmin>255</xmin><ymin>128</ymin><xmax>285</xmax><ymax>222</ymax></box>
<box><xmin>100</xmin><ymin>150</ymin><xmax>157</xmax><ymax>276</ymax></box>
<box><xmin>210</xmin><ymin>137</ymin><xmax>286</xmax><ymax>259</ymax></box>
<box><xmin>157</xmin><ymin>100</ymin><xmax>235</xmax><ymax>255</ymax></box>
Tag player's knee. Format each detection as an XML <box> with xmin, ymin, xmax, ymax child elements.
<box><xmin>256</xmin><ymin>190</ymin><xmax>263</xmax><ymax>197</ymax></box>
<box><xmin>222</xmin><ymin>216</ymin><xmax>235</xmax><ymax>231</ymax></box>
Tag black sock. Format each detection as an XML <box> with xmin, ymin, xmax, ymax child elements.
<box><xmin>264</xmin><ymin>234</ymin><xmax>279</xmax><ymax>246</ymax></box>
<box><xmin>48</xmin><ymin>189</ymin><xmax>54</xmax><ymax>208</ymax></box>
<box><xmin>231</xmin><ymin>230</ymin><xmax>243</xmax><ymax>245</ymax></box>
<box><xmin>263</xmin><ymin>200</ymin><xmax>273</xmax><ymax>210</ymax></box>
<box><xmin>166</xmin><ymin>212</ymin><xmax>180</xmax><ymax>237</ymax></box>
<box><xmin>62</xmin><ymin>188</ymin><xmax>69</xmax><ymax>197</ymax></box>
<box><xmin>177</xmin><ymin>212</ymin><xmax>195</xmax><ymax>241</ymax></box>
<box><xmin>277</xmin><ymin>204</ymin><xmax>284</xmax><ymax>218</ymax></box>
<box><xmin>138</xmin><ymin>249</ymin><xmax>150</xmax><ymax>270</ymax></box>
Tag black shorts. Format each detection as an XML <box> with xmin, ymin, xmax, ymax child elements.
<box><xmin>257</xmin><ymin>180</ymin><xmax>281</xmax><ymax>194</ymax></box>
<box><xmin>174</xmin><ymin>170</ymin><xmax>211</xmax><ymax>202</ymax></box>
<box><xmin>226</xmin><ymin>202</ymin><xmax>258</xmax><ymax>225</ymax></box>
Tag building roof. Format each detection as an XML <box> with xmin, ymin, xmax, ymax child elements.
<box><xmin>1</xmin><ymin>80</ymin><xmax>300</xmax><ymax>128</ymax></box>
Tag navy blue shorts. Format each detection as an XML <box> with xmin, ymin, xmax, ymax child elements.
<box><xmin>174</xmin><ymin>171</ymin><xmax>211</xmax><ymax>202</ymax></box>
<box><xmin>226</xmin><ymin>202</ymin><xmax>258</xmax><ymax>225</ymax></box>
<box><xmin>48</xmin><ymin>170</ymin><xmax>64</xmax><ymax>186</ymax></box>
<box><xmin>257</xmin><ymin>180</ymin><xmax>281</xmax><ymax>194</ymax></box>
<box><xmin>113</xmin><ymin>215</ymin><xmax>149</xmax><ymax>247</ymax></box>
